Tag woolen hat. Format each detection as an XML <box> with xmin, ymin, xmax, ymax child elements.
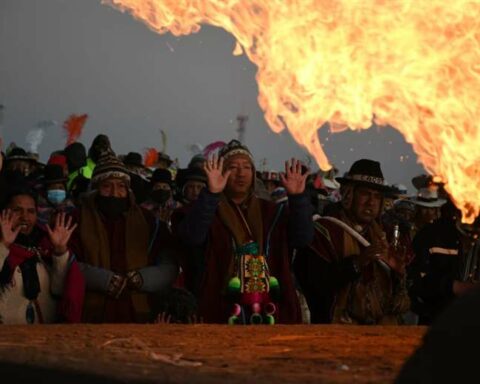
<box><xmin>91</xmin><ymin>150</ymin><xmax>130</xmax><ymax>186</ymax></box>
<box><xmin>219</xmin><ymin>140</ymin><xmax>254</xmax><ymax>164</ymax></box>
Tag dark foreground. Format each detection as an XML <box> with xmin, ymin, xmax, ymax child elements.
<box><xmin>0</xmin><ymin>324</ymin><xmax>425</xmax><ymax>383</ymax></box>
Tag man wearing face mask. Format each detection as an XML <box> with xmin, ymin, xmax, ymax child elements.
<box><xmin>37</xmin><ymin>164</ymin><xmax>76</xmax><ymax>227</ymax></box>
<box><xmin>71</xmin><ymin>150</ymin><xmax>178</xmax><ymax>323</ymax></box>
<box><xmin>141</xmin><ymin>168</ymin><xmax>179</xmax><ymax>225</ymax></box>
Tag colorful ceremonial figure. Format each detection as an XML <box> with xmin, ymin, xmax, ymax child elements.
<box><xmin>71</xmin><ymin>151</ymin><xmax>178</xmax><ymax>323</ymax></box>
<box><xmin>294</xmin><ymin>159</ymin><xmax>410</xmax><ymax>325</ymax></box>
<box><xmin>0</xmin><ymin>189</ymin><xmax>83</xmax><ymax>324</ymax></box>
<box><xmin>173</xmin><ymin>140</ymin><xmax>313</xmax><ymax>324</ymax></box>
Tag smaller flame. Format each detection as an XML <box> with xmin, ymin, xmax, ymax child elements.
<box><xmin>144</xmin><ymin>148</ymin><xmax>158</xmax><ymax>167</ymax></box>
<box><xmin>63</xmin><ymin>114</ymin><xmax>88</xmax><ymax>146</ymax></box>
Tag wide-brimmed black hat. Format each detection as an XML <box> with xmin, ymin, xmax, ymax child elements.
<box><xmin>5</xmin><ymin>147</ymin><xmax>37</xmax><ymax>163</ymax></box>
<box><xmin>151</xmin><ymin>168</ymin><xmax>172</xmax><ymax>185</ymax></box>
<box><xmin>42</xmin><ymin>164</ymin><xmax>68</xmax><ymax>185</ymax></box>
<box><xmin>336</xmin><ymin>159</ymin><xmax>392</xmax><ymax>192</ymax></box>
<box><xmin>123</xmin><ymin>152</ymin><xmax>145</xmax><ymax>168</ymax></box>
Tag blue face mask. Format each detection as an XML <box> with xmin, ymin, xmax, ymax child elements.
<box><xmin>47</xmin><ymin>189</ymin><xmax>67</xmax><ymax>205</ymax></box>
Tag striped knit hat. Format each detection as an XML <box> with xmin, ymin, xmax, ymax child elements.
<box><xmin>91</xmin><ymin>150</ymin><xmax>130</xmax><ymax>186</ymax></box>
<box><xmin>219</xmin><ymin>140</ymin><xmax>254</xmax><ymax>164</ymax></box>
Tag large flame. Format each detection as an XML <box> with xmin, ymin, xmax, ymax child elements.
<box><xmin>104</xmin><ymin>0</ymin><xmax>480</xmax><ymax>223</ymax></box>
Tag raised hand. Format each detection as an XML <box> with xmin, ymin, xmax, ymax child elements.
<box><xmin>0</xmin><ymin>209</ymin><xmax>21</xmax><ymax>248</ymax></box>
<box><xmin>204</xmin><ymin>155</ymin><xmax>232</xmax><ymax>194</ymax></box>
<box><xmin>46</xmin><ymin>212</ymin><xmax>77</xmax><ymax>255</ymax></box>
<box><xmin>280</xmin><ymin>158</ymin><xmax>309</xmax><ymax>195</ymax></box>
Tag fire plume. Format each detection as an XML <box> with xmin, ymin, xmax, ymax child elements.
<box><xmin>104</xmin><ymin>0</ymin><xmax>480</xmax><ymax>222</ymax></box>
<box><xmin>63</xmin><ymin>114</ymin><xmax>88</xmax><ymax>146</ymax></box>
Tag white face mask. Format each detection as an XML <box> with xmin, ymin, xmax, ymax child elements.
<box><xmin>47</xmin><ymin>189</ymin><xmax>66</xmax><ymax>205</ymax></box>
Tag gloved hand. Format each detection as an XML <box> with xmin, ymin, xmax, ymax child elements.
<box><xmin>126</xmin><ymin>270</ymin><xmax>144</xmax><ymax>291</ymax></box>
<box><xmin>107</xmin><ymin>273</ymin><xmax>127</xmax><ymax>299</ymax></box>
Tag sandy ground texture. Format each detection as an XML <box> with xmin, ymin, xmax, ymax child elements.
<box><xmin>0</xmin><ymin>324</ymin><xmax>425</xmax><ymax>383</ymax></box>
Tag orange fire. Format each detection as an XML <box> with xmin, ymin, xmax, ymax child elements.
<box><xmin>103</xmin><ymin>0</ymin><xmax>480</xmax><ymax>223</ymax></box>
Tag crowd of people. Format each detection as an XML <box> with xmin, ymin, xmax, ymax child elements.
<box><xmin>0</xmin><ymin>134</ymin><xmax>478</xmax><ymax>325</ymax></box>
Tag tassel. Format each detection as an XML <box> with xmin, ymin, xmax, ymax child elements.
<box><xmin>26</xmin><ymin>301</ymin><xmax>35</xmax><ymax>324</ymax></box>
<box><xmin>231</xmin><ymin>303</ymin><xmax>242</xmax><ymax>317</ymax></box>
<box><xmin>228</xmin><ymin>315</ymin><xmax>240</xmax><ymax>325</ymax></box>
<box><xmin>250</xmin><ymin>313</ymin><xmax>263</xmax><ymax>325</ymax></box>
<box><xmin>252</xmin><ymin>302</ymin><xmax>261</xmax><ymax>314</ymax></box>
<box><xmin>269</xmin><ymin>276</ymin><xmax>281</xmax><ymax>300</ymax></box>
<box><xmin>264</xmin><ymin>302</ymin><xmax>276</xmax><ymax>316</ymax></box>
<box><xmin>264</xmin><ymin>315</ymin><xmax>275</xmax><ymax>325</ymax></box>
<box><xmin>227</xmin><ymin>276</ymin><xmax>241</xmax><ymax>295</ymax></box>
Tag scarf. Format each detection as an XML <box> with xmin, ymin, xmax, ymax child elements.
<box><xmin>79</xmin><ymin>192</ymin><xmax>151</xmax><ymax>320</ymax></box>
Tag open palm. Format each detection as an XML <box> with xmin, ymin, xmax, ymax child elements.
<box><xmin>280</xmin><ymin>158</ymin><xmax>309</xmax><ymax>195</ymax></box>
<box><xmin>0</xmin><ymin>209</ymin><xmax>20</xmax><ymax>248</ymax></box>
<box><xmin>46</xmin><ymin>212</ymin><xmax>77</xmax><ymax>255</ymax></box>
<box><xmin>204</xmin><ymin>155</ymin><xmax>232</xmax><ymax>194</ymax></box>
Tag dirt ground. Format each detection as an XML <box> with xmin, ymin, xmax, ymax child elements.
<box><xmin>0</xmin><ymin>324</ymin><xmax>425</xmax><ymax>383</ymax></box>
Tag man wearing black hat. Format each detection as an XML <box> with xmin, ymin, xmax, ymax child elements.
<box><xmin>294</xmin><ymin>159</ymin><xmax>410</xmax><ymax>324</ymax></box>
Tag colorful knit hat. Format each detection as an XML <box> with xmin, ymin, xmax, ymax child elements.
<box><xmin>91</xmin><ymin>150</ymin><xmax>130</xmax><ymax>186</ymax></box>
<box><xmin>219</xmin><ymin>140</ymin><xmax>254</xmax><ymax>164</ymax></box>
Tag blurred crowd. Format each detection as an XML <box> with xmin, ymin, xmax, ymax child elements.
<box><xmin>0</xmin><ymin>134</ymin><xmax>478</xmax><ymax>326</ymax></box>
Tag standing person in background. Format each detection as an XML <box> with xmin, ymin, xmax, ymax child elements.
<box><xmin>64</xmin><ymin>142</ymin><xmax>91</xmax><ymax>202</ymax></box>
<box><xmin>141</xmin><ymin>168</ymin><xmax>179</xmax><ymax>225</ymax></box>
<box><xmin>173</xmin><ymin>140</ymin><xmax>313</xmax><ymax>324</ymax></box>
<box><xmin>175</xmin><ymin>167</ymin><xmax>207</xmax><ymax>205</ymax></box>
<box><xmin>3</xmin><ymin>147</ymin><xmax>38</xmax><ymax>184</ymax></box>
<box><xmin>37</xmin><ymin>164</ymin><xmax>76</xmax><ymax>227</ymax></box>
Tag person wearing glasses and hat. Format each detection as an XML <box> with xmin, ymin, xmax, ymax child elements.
<box><xmin>294</xmin><ymin>159</ymin><xmax>410</xmax><ymax>325</ymax></box>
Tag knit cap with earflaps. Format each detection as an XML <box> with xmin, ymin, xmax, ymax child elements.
<box><xmin>91</xmin><ymin>150</ymin><xmax>130</xmax><ymax>187</ymax></box>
